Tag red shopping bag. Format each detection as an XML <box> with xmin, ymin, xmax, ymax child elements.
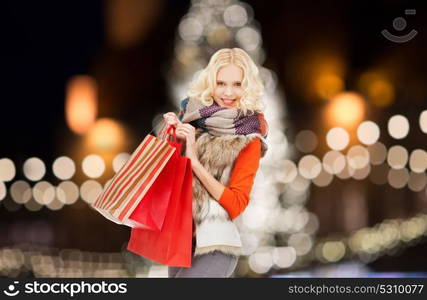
<box><xmin>127</xmin><ymin>142</ymin><xmax>193</xmax><ymax>267</ymax></box>
<box><xmin>127</xmin><ymin>128</ymin><xmax>180</xmax><ymax>231</ymax></box>
<box><xmin>91</xmin><ymin>125</ymin><xmax>176</xmax><ymax>228</ymax></box>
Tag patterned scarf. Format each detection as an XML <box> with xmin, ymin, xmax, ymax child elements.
<box><xmin>177</xmin><ymin>97</ymin><xmax>268</xmax><ymax>152</ymax></box>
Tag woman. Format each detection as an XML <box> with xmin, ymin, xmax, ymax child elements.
<box><xmin>163</xmin><ymin>48</ymin><xmax>268</xmax><ymax>277</ymax></box>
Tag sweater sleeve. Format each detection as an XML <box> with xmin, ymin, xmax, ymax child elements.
<box><xmin>218</xmin><ymin>138</ymin><xmax>262</xmax><ymax>220</ymax></box>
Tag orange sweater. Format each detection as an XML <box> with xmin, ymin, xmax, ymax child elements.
<box><xmin>218</xmin><ymin>138</ymin><xmax>262</xmax><ymax>220</ymax></box>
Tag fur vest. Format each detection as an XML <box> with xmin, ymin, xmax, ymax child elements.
<box><xmin>192</xmin><ymin>129</ymin><xmax>263</xmax><ymax>256</ymax></box>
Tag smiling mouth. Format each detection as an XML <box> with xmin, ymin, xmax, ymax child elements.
<box><xmin>221</xmin><ymin>98</ymin><xmax>235</xmax><ymax>105</ymax></box>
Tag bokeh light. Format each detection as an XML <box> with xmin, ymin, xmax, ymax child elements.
<box><xmin>387</xmin><ymin>145</ymin><xmax>408</xmax><ymax>169</ymax></box>
<box><xmin>106</xmin><ymin>0</ymin><xmax>162</xmax><ymax>48</ymax></box>
<box><xmin>80</xmin><ymin>180</ymin><xmax>103</xmax><ymax>204</ymax></box>
<box><xmin>295</xmin><ymin>130</ymin><xmax>318</xmax><ymax>153</ymax></box>
<box><xmin>298</xmin><ymin>155</ymin><xmax>322</xmax><ymax>179</ymax></box>
<box><xmin>357</xmin><ymin>121</ymin><xmax>380</xmax><ymax>145</ymax></box>
<box><xmin>23</xmin><ymin>157</ymin><xmax>46</xmax><ymax>181</ymax></box>
<box><xmin>326</xmin><ymin>127</ymin><xmax>349</xmax><ymax>151</ymax></box>
<box><xmin>409</xmin><ymin>149</ymin><xmax>427</xmax><ymax>173</ymax></box>
<box><xmin>0</xmin><ymin>158</ymin><xmax>16</xmax><ymax>182</ymax></box>
<box><xmin>178</xmin><ymin>17</ymin><xmax>203</xmax><ymax>42</ymax></box>
<box><xmin>241</xmin><ymin>205</ymin><xmax>268</xmax><ymax>230</ymax></box>
<box><xmin>388</xmin><ymin>168</ymin><xmax>409</xmax><ymax>189</ymax></box>
<box><xmin>46</xmin><ymin>197</ymin><xmax>65</xmax><ymax>211</ymax></box>
<box><xmin>304</xmin><ymin>213</ymin><xmax>320</xmax><ymax>235</ymax></box>
<box><xmin>322</xmin><ymin>241</ymin><xmax>346</xmax><ymax>262</ymax></box>
<box><xmin>82</xmin><ymin>155</ymin><xmax>105</xmax><ymax>179</ymax></box>
<box><xmin>276</xmin><ymin>160</ymin><xmax>298</xmax><ymax>184</ymax></box>
<box><xmin>289</xmin><ymin>175</ymin><xmax>310</xmax><ymax>193</ymax></box>
<box><xmin>358</xmin><ymin>72</ymin><xmax>394</xmax><ymax>107</ymax></box>
<box><xmin>306</xmin><ymin>54</ymin><xmax>345</xmax><ymax>101</ymax></box>
<box><xmin>175</xmin><ymin>43</ymin><xmax>200</xmax><ymax>67</ymax></box>
<box><xmin>112</xmin><ymin>153</ymin><xmax>130</xmax><ymax>173</ymax></box>
<box><xmin>272</xmin><ymin>247</ymin><xmax>297</xmax><ymax>268</ymax></box>
<box><xmin>208</xmin><ymin>25</ymin><xmax>233</xmax><ymax>46</ymax></box>
<box><xmin>0</xmin><ymin>181</ymin><xmax>6</xmax><ymax>201</ymax></box>
<box><xmin>388</xmin><ymin>115</ymin><xmax>409</xmax><ymax>139</ymax></box>
<box><xmin>52</xmin><ymin>156</ymin><xmax>76</xmax><ymax>180</ymax></box>
<box><xmin>248</xmin><ymin>247</ymin><xmax>273</xmax><ymax>274</ymax></box>
<box><xmin>312</xmin><ymin>169</ymin><xmax>333</xmax><ymax>187</ymax></box>
<box><xmin>223</xmin><ymin>4</ymin><xmax>248</xmax><ymax>27</ymax></box>
<box><xmin>56</xmin><ymin>181</ymin><xmax>79</xmax><ymax>205</ymax></box>
<box><xmin>235</xmin><ymin>26</ymin><xmax>261</xmax><ymax>51</ymax></box>
<box><xmin>420</xmin><ymin>110</ymin><xmax>427</xmax><ymax>133</ymax></box>
<box><xmin>24</xmin><ymin>198</ymin><xmax>43</xmax><ymax>212</ymax></box>
<box><xmin>65</xmin><ymin>75</ymin><xmax>97</xmax><ymax>135</ymax></box>
<box><xmin>346</xmin><ymin>145</ymin><xmax>370</xmax><ymax>169</ymax></box>
<box><xmin>322</xmin><ymin>150</ymin><xmax>346</xmax><ymax>174</ymax></box>
<box><xmin>86</xmin><ymin>118</ymin><xmax>126</xmax><ymax>153</ymax></box>
<box><xmin>314</xmin><ymin>73</ymin><xmax>344</xmax><ymax>100</ymax></box>
<box><xmin>3</xmin><ymin>196</ymin><xmax>21</xmax><ymax>212</ymax></box>
<box><xmin>352</xmin><ymin>164</ymin><xmax>371</xmax><ymax>180</ymax></box>
<box><xmin>10</xmin><ymin>181</ymin><xmax>32</xmax><ymax>204</ymax></box>
<box><xmin>407</xmin><ymin>172</ymin><xmax>427</xmax><ymax>192</ymax></box>
<box><xmin>367</xmin><ymin>142</ymin><xmax>387</xmax><ymax>165</ymax></box>
<box><xmin>336</xmin><ymin>163</ymin><xmax>356</xmax><ymax>180</ymax></box>
<box><xmin>325</xmin><ymin>92</ymin><xmax>365</xmax><ymax>128</ymax></box>
<box><xmin>288</xmin><ymin>233</ymin><xmax>313</xmax><ymax>256</ymax></box>
<box><xmin>33</xmin><ymin>181</ymin><xmax>55</xmax><ymax>205</ymax></box>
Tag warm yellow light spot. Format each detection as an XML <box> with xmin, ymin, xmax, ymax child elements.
<box><xmin>86</xmin><ymin>118</ymin><xmax>126</xmax><ymax>152</ymax></box>
<box><xmin>322</xmin><ymin>241</ymin><xmax>346</xmax><ymax>262</ymax></box>
<box><xmin>207</xmin><ymin>25</ymin><xmax>232</xmax><ymax>47</ymax></box>
<box><xmin>359</xmin><ymin>72</ymin><xmax>394</xmax><ymax>107</ymax></box>
<box><xmin>65</xmin><ymin>75</ymin><xmax>97</xmax><ymax>135</ymax></box>
<box><xmin>325</xmin><ymin>92</ymin><xmax>365</xmax><ymax>129</ymax></box>
<box><xmin>304</xmin><ymin>52</ymin><xmax>346</xmax><ymax>102</ymax></box>
<box><xmin>368</xmin><ymin>80</ymin><xmax>394</xmax><ymax>107</ymax></box>
<box><xmin>314</xmin><ymin>73</ymin><xmax>344</xmax><ymax>100</ymax></box>
<box><xmin>106</xmin><ymin>0</ymin><xmax>163</xmax><ymax>48</ymax></box>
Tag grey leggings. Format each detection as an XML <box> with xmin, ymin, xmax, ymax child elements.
<box><xmin>168</xmin><ymin>251</ymin><xmax>238</xmax><ymax>278</ymax></box>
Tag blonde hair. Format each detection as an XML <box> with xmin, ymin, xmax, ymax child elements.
<box><xmin>187</xmin><ymin>48</ymin><xmax>265</xmax><ymax>114</ymax></box>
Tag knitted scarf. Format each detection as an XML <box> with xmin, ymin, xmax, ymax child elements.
<box><xmin>178</xmin><ymin>96</ymin><xmax>268</xmax><ymax>139</ymax></box>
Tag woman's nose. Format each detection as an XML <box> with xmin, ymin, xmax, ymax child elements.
<box><xmin>224</xmin><ymin>85</ymin><xmax>233</xmax><ymax>96</ymax></box>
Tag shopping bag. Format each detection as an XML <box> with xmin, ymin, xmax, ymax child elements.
<box><xmin>91</xmin><ymin>127</ymin><xmax>176</xmax><ymax>228</ymax></box>
<box><xmin>128</xmin><ymin>135</ymin><xmax>181</xmax><ymax>231</ymax></box>
<box><xmin>127</xmin><ymin>143</ymin><xmax>193</xmax><ymax>267</ymax></box>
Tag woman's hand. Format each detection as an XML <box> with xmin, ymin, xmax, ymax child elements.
<box><xmin>176</xmin><ymin>123</ymin><xmax>198</xmax><ymax>162</ymax></box>
<box><xmin>163</xmin><ymin>112</ymin><xmax>187</xmax><ymax>139</ymax></box>
<box><xmin>163</xmin><ymin>112</ymin><xmax>181</xmax><ymax>127</ymax></box>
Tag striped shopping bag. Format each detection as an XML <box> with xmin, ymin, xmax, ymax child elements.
<box><xmin>92</xmin><ymin>129</ymin><xmax>176</xmax><ymax>228</ymax></box>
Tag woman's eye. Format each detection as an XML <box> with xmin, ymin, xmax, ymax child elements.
<box><xmin>217</xmin><ymin>82</ymin><xmax>225</xmax><ymax>86</ymax></box>
<box><xmin>234</xmin><ymin>82</ymin><xmax>241</xmax><ymax>87</ymax></box>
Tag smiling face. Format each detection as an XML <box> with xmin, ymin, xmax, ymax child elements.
<box><xmin>213</xmin><ymin>64</ymin><xmax>244</xmax><ymax>108</ymax></box>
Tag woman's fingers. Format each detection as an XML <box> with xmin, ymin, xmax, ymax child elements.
<box><xmin>175</xmin><ymin>123</ymin><xmax>195</xmax><ymax>141</ymax></box>
<box><xmin>176</xmin><ymin>128</ymin><xmax>188</xmax><ymax>136</ymax></box>
<box><xmin>163</xmin><ymin>112</ymin><xmax>180</xmax><ymax>126</ymax></box>
<box><xmin>176</xmin><ymin>129</ymin><xmax>191</xmax><ymax>139</ymax></box>
<box><xmin>178</xmin><ymin>124</ymin><xmax>194</xmax><ymax>131</ymax></box>
<box><xmin>175</xmin><ymin>126</ymin><xmax>187</xmax><ymax>138</ymax></box>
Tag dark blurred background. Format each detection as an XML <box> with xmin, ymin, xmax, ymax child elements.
<box><xmin>0</xmin><ymin>0</ymin><xmax>426</xmax><ymax>278</ymax></box>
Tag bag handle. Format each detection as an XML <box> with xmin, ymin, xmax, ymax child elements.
<box><xmin>157</xmin><ymin>121</ymin><xmax>177</xmax><ymax>141</ymax></box>
<box><xmin>149</xmin><ymin>117</ymin><xmax>181</xmax><ymax>142</ymax></box>
<box><xmin>165</xmin><ymin>125</ymin><xmax>177</xmax><ymax>142</ymax></box>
